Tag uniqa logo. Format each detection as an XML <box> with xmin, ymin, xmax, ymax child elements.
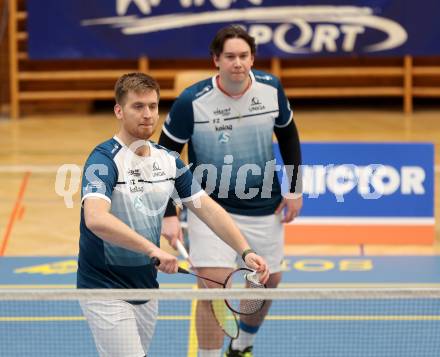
<box><xmin>82</xmin><ymin>6</ymin><xmax>408</xmax><ymax>54</ymax></box>
<box><xmin>152</xmin><ymin>161</ymin><xmax>160</xmax><ymax>171</ymax></box>
<box><xmin>249</xmin><ymin>97</ymin><xmax>265</xmax><ymax>111</ymax></box>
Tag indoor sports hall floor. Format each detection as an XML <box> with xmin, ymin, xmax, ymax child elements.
<box><xmin>0</xmin><ymin>105</ymin><xmax>440</xmax><ymax>356</ymax></box>
<box><xmin>1</xmin><ymin>256</ymin><xmax>440</xmax><ymax>356</ymax></box>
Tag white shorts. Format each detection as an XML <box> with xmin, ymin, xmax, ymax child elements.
<box><xmin>80</xmin><ymin>299</ymin><xmax>158</xmax><ymax>357</ymax></box>
<box><xmin>187</xmin><ymin>211</ymin><xmax>284</xmax><ymax>273</ymax></box>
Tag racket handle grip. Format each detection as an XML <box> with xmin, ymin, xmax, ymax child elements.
<box><xmin>176</xmin><ymin>240</ymin><xmax>189</xmax><ymax>259</ymax></box>
<box><xmin>152</xmin><ymin>256</ymin><xmax>188</xmax><ymax>274</ymax></box>
<box><xmin>178</xmin><ymin>267</ymin><xmax>189</xmax><ymax>274</ymax></box>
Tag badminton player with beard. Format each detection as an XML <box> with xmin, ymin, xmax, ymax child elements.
<box><xmin>77</xmin><ymin>72</ymin><xmax>269</xmax><ymax>357</ymax></box>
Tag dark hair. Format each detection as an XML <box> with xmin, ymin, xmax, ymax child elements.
<box><xmin>209</xmin><ymin>25</ymin><xmax>256</xmax><ymax>57</ymax></box>
<box><xmin>114</xmin><ymin>72</ymin><xmax>160</xmax><ymax>105</ymax></box>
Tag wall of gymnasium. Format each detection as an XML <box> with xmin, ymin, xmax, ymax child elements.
<box><xmin>0</xmin><ymin>0</ymin><xmax>9</xmax><ymax>113</ymax></box>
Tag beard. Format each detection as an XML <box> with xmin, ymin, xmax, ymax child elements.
<box><xmin>137</xmin><ymin>127</ymin><xmax>154</xmax><ymax>140</ymax></box>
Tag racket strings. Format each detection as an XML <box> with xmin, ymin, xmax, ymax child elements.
<box><xmin>210</xmin><ymin>299</ymin><xmax>239</xmax><ymax>338</ymax></box>
<box><xmin>225</xmin><ymin>269</ymin><xmax>265</xmax><ymax>315</ymax></box>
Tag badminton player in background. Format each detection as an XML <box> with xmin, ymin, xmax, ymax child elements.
<box><xmin>159</xmin><ymin>25</ymin><xmax>302</xmax><ymax>357</ymax></box>
<box><xmin>77</xmin><ymin>72</ymin><xmax>269</xmax><ymax>357</ymax></box>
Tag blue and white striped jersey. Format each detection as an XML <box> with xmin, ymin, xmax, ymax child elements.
<box><xmin>77</xmin><ymin>136</ymin><xmax>202</xmax><ymax>289</ymax></box>
<box><xmin>163</xmin><ymin>70</ymin><xmax>293</xmax><ymax>216</ymax></box>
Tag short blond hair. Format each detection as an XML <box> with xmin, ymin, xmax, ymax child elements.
<box><xmin>114</xmin><ymin>73</ymin><xmax>160</xmax><ymax>105</ymax></box>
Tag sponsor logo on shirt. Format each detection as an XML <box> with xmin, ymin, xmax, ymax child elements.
<box><xmin>128</xmin><ymin>177</ymin><xmax>144</xmax><ymax>193</ymax></box>
<box><xmin>195</xmin><ymin>86</ymin><xmax>211</xmax><ymax>98</ymax></box>
<box><xmin>111</xmin><ymin>143</ymin><xmax>120</xmax><ymax>154</ymax></box>
<box><xmin>215</xmin><ymin>124</ymin><xmax>233</xmax><ymax>132</ymax></box>
<box><xmin>129</xmin><ymin>185</ymin><xmax>144</xmax><ymax>193</ymax></box>
<box><xmin>254</xmin><ymin>74</ymin><xmax>273</xmax><ymax>81</ymax></box>
<box><xmin>249</xmin><ymin>97</ymin><xmax>265</xmax><ymax>112</ymax></box>
<box><xmin>128</xmin><ymin>168</ymin><xmax>141</xmax><ymax>177</ymax></box>
<box><xmin>126</xmin><ymin>168</ymin><xmax>145</xmax><ymax>193</ymax></box>
<box><xmin>214</xmin><ymin>107</ymin><xmax>231</xmax><ymax>117</ymax></box>
<box><xmin>152</xmin><ymin>161</ymin><xmax>166</xmax><ymax>177</ymax></box>
<box><xmin>218</xmin><ymin>132</ymin><xmax>231</xmax><ymax>143</ymax></box>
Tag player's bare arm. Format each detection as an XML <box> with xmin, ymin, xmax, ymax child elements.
<box><xmin>84</xmin><ymin>197</ymin><xmax>178</xmax><ymax>274</ymax></box>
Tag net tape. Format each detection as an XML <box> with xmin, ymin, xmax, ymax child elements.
<box><xmin>1</xmin><ymin>288</ymin><xmax>440</xmax><ymax>301</ymax></box>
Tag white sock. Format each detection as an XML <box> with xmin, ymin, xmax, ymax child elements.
<box><xmin>231</xmin><ymin>329</ymin><xmax>256</xmax><ymax>351</ymax></box>
<box><xmin>198</xmin><ymin>348</ymin><xmax>222</xmax><ymax>357</ymax></box>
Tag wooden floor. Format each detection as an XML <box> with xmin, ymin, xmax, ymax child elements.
<box><xmin>0</xmin><ymin>105</ymin><xmax>439</xmax><ymax>256</ymax></box>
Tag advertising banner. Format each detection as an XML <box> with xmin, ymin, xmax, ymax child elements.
<box><xmin>274</xmin><ymin>142</ymin><xmax>435</xmax><ymax>244</ymax></box>
<box><xmin>28</xmin><ymin>0</ymin><xmax>440</xmax><ymax>59</ymax></box>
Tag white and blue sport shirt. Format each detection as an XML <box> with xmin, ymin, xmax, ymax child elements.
<box><xmin>77</xmin><ymin>136</ymin><xmax>202</xmax><ymax>289</ymax></box>
<box><xmin>162</xmin><ymin>70</ymin><xmax>293</xmax><ymax>216</ymax></box>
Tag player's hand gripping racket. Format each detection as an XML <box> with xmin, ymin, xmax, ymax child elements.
<box><xmin>152</xmin><ymin>243</ymin><xmax>266</xmax><ymax>338</ymax></box>
<box><xmin>152</xmin><ymin>244</ymin><xmax>266</xmax><ymax>303</ymax></box>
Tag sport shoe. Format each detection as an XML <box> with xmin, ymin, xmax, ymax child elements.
<box><xmin>224</xmin><ymin>341</ymin><xmax>253</xmax><ymax>357</ymax></box>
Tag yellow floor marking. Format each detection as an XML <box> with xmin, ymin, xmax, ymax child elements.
<box><xmin>187</xmin><ymin>290</ymin><xmax>199</xmax><ymax>357</ymax></box>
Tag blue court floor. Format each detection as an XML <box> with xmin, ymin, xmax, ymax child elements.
<box><xmin>1</xmin><ymin>256</ymin><xmax>440</xmax><ymax>356</ymax></box>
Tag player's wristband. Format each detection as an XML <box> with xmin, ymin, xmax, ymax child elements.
<box><xmin>242</xmin><ymin>248</ymin><xmax>256</xmax><ymax>262</ymax></box>
<box><xmin>284</xmin><ymin>192</ymin><xmax>303</xmax><ymax>199</ymax></box>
